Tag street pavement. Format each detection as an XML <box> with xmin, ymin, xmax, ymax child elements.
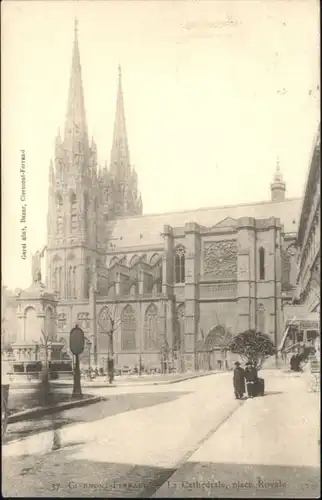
<box><xmin>2</xmin><ymin>370</ymin><xmax>320</xmax><ymax>498</ymax></box>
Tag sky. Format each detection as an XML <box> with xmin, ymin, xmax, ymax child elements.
<box><xmin>2</xmin><ymin>0</ymin><xmax>320</xmax><ymax>291</ymax></box>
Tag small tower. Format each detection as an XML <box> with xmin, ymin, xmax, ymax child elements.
<box><xmin>271</xmin><ymin>158</ymin><xmax>286</xmax><ymax>202</ymax></box>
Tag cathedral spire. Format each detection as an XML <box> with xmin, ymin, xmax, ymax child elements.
<box><xmin>64</xmin><ymin>18</ymin><xmax>88</xmax><ymax>150</ymax></box>
<box><xmin>271</xmin><ymin>157</ymin><xmax>286</xmax><ymax>202</ymax></box>
<box><xmin>110</xmin><ymin>65</ymin><xmax>130</xmax><ymax>176</ymax></box>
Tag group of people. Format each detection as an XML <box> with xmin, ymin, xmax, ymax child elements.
<box><xmin>233</xmin><ymin>361</ymin><xmax>259</xmax><ymax>399</ymax></box>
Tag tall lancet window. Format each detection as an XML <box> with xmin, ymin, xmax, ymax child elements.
<box><xmin>56</xmin><ymin>193</ymin><xmax>64</xmax><ymax>235</ymax></box>
<box><xmin>70</xmin><ymin>192</ymin><xmax>77</xmax><ymax>233</ymax></box>
<box><xmin>259</xmin><ymin>247</ymin><xmax>265</xmax><ymax>281</ymax></box>
<box><xmin>175</xmin><ymin>246</ymin><xmax>186</xmax><ymax>284</ymax></box>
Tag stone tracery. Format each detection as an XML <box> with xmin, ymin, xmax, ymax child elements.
<box><xmin>203</xmin><ymin>240</ymin><xmax>237</xmax><ymax>277</ymax></box>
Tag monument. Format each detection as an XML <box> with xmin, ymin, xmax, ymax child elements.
<box><xmin>7</xmin><ymin>250</ymin><xmax>73</xmax><ymax>383</ymax></box>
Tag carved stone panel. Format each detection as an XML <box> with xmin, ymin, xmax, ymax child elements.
<box><xmin>203</xmin><ymin>240</ymin><xmax>237</xmax><ymax>278</ymax></box>
<box><xmin>200</xmin><ymin>283</ymin><xmax>237</xmax><ymax>299</ymax></box>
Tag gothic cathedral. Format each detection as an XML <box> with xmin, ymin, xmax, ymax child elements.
<box><xmin>46</xmin><ymin>22</ymin><xmax>301</xmax><ymax>372</ymax></box>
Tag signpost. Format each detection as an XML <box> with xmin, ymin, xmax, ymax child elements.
<box><xmin>70</xmin><ymin>325</ymin><xmax>85</xmax><ymax>398</ymax></box>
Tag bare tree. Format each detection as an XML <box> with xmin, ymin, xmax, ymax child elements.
<box><xmin>34</xmin><ymin>328</ymin><xmax>61</xmax><ymax>451</ymax></box>
<box><xmin>99</xmin><ymin>305</ymin><xmax>122</xmax><ymax>383</ymax></box>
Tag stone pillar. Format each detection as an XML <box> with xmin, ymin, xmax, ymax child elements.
<box><xmin>162</xmin><ymin>225</ymin><xmax>174</xmax><ymax>296</ymax></box>
<box><xmin>89</xmin><ymin>285</ymin><xmax>98</xmax><ymax>367</ymax></box>
<box><xmin>272</xmin><ymin>219</ymin><xmax>283</xmax><ymax>351</ymax></box>
<box><xmin>137</xmin><ymin>301</ymin><xmax>143</xmax><ymax>365</ymax></box>
<box><xmin>184</xmin><ymin>222</ymin><xmax>200</xmax><ymax>372</ymax></box>
<box><xmin>158</xmin><ymin>298</ymin><xmax>167</xmax><ymax>370</ymax></box>
<box><xmin>167</xmin><ymin>298</ymin><xmax>175</xmax><ymax>361</ymax></box>
<box><xmin>236</xmin><ymin>218</ymin><xmax>256</xmax><ymax>331</ymax></box>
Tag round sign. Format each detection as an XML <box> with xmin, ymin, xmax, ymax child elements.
<box><xmin>70</xmin><ymin>325</ymin><xmax>85</xmax><ymax>355</ymax></box>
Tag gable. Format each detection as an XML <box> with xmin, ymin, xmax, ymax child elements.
<box><xmin>213</xmin><ymin>217</ymin><xmax>237</xmax><ymax>229</ymax></box>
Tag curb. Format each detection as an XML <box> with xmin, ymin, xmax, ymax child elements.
<box><xmin>151</xmin><ymin>371</ymin><xmax>219</xmax><ymax>386</ymax></box>
<box><xmin>49</xmin><ymin>371</ymin><xmax>219</xmax><ymax>388</ymax></box>
<box><xmin>8</xmin><ymin>371</ymin><xmax>220</xmax><ymax>391</ymax></box>
<box><xmin>8</xmin><ymin>395</ymin><xmax>102</xmax><ymax>424</ymax></box>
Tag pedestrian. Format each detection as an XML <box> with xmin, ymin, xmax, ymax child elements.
<box><xmin>233</xmin><ymin>361</ymin><xmax>245</xmax><ymax>399</ymax></box>
<box><xmin>244</xmin><ymin>361</ymin><xmax>258</xmax><ymax>398</ymax></box>
<box><xmin>290</xmin><ymin>354</ymin><xmax>296</xmax><ymax>371</ymax></box>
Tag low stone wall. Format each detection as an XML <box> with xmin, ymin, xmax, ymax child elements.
<box><xmin>7</xmin><ymin>371</ymin><xmax>74</xmax><ymax>384</ymax></box>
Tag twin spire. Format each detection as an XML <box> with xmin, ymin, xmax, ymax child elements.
<box><xmin>110</xmin><ymin>64</ymin><xmax>130</xmax><ymax>176</ymax></box>
<box><xmin>64</xmin><ymin>18</ymin><xmax>129</xmax><ymax>175</ymax></box>
<box><xmin>64</xmin><ymin>18</ymin><xmax>88</xmax><ymax>149</ymax></box>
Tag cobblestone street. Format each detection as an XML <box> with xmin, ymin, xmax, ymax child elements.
<box><xmin>2</xmin><ymin>371</ymin><xmax>320</xmax><ymax>498</ymax></box>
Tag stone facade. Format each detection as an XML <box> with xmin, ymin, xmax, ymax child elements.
<box><xmin>11</xmin><ymin>22</ymin><xmax>303</xmax><ymax>372</ymax></box>
<box><xmin>294</xmin><ymin>125</ymin><xmax>320</xmax><ymax>313</ymax></box>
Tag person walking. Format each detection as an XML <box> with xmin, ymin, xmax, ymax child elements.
<box><xmin>233</xmin><ymin>361</ymin><xmax>245</xmax><ymax>399</ymax></box>
<box><xmin>245</xmin><ymin>361</ymin><xmax>258</xmax><ymax>398</ymax></box>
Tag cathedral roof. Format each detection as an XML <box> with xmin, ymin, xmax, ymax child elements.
<box><xmin>106</xmin><ymin>197</ymin><xmax>302</xmax><ymax>249</ymax></box>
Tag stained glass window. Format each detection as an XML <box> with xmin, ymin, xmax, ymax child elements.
<box><xmin>175</xmin><ymin>246</ymin><xmax>186</xmax><ymax>283</ymax></box>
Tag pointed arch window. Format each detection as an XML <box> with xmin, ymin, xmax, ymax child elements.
<box><xmin>70</xmin><ymin>192</ymin><xmax>77</xmax><ymax>233</ymax></box>
<box><xmin>121</xmin><ymin>305</ymin><xmax>136</xmax><ymax>351</ymax></box>
<box><xmin>282</xmin><ymin>249</ymin><xmax>291</xmax><ymax>289</ymax></box>
<box><xmin>175</xmin><ymin>246</ymin><xmax>186</xmax><ymax>283</ymax></box>
<box><xmin>144</xmin><ymin>304</ymin><xmax>159</xmax><ymax>350</ymax></box>
<box><xmin>259</xmin><ymin>247</ymin><xmax>265</xmax><ymax>281</ymax></box>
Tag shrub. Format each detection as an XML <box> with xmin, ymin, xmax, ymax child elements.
<box><xmin>228</xmin><ymin>329</ymin><xmax>276</xmax><ymax>369</ymax></box>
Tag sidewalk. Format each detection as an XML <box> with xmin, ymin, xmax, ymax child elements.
<box><xmin>153</xmin><ymin>372</ymin><xmax>320</xmax><ymax>498</ymax></box>
<box><xmin>3</xmin><ymin>372</ymin><xmax>241</xmax><ymax>497</ymax></box>
<box><xmin>2</xmin><ymin>372</ymin><xmax>235</xmax><ymax>463</ymax></box>
<box><xmin>4</xmin><ymin>371</ymin><xmax>318</xmax><ymax>498</ymax></box>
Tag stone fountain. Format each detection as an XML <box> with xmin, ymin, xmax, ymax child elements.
<box><xmin>6</xmin><ymin>250</ymin><xmax>72</xmax><ymax>383</ymax></box>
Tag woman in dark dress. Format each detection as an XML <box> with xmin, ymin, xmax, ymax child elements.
<box><xmin>233</xmin><ymin>362</ymin><xmax>245</xmax><ymax>399</ymax></box>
